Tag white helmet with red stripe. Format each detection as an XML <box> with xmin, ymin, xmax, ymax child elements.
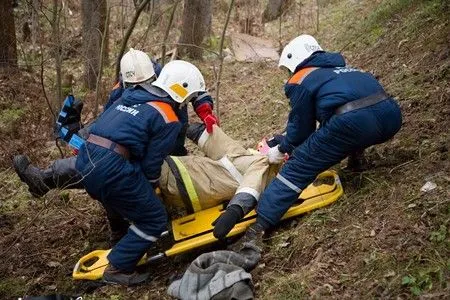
<box><xmin>120</xmin><ymin>48</ymin><xmax>156</xmax><ymax>84</ymax></box>
<box><xmin>152</xmin><ymin>60</ymin><xmax>206</xmax><ymax>103</ymax></box>
<box><xmin>279</xmin><ymin>35</ymin><xmax>323</xmax><ymax>73</ymax></box>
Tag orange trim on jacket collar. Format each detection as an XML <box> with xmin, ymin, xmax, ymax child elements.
<box><xmin>288</xmin><ymin>67</ymin><xmax>319</xmax><ymax>85</ymax></box>
<box><xmin>147</xmin><ymin>101</ymin><xmax>179</xmax><ymax>123</ymax></box>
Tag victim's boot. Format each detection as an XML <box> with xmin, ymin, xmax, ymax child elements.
<box><xmin>212</xmin><ymin>204</ymin><xmax>245</xmax><ymax>240</ymax></box>
<box><xmin>13</xmin><ymin>155</ymin><xmax>56</xmax><ymax>197</ymax></box>
<box><xmin>213</xmin><ymin>192</ymin><xmax>257</xmax><ymax>240</ymax></box>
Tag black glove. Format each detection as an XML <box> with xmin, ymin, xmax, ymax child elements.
<box><xmin>267</xmin><ymin>134</ymin><xmax>285</xmax><ymax>147</ymax></box>
<box><xmin>62</xmin><ymin>98</ymin><xmax>83</xmax><ymax>126</ymax></box>
<box><xmin>212</xmin><ymin>205</ymin><xmax>244</xmax><ymax>240</ymax></box>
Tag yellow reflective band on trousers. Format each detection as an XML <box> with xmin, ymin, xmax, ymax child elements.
<box><xmin>170</xmin><ymin>157</ymin><xmax>202</xmax><ymax>212</ymax></box>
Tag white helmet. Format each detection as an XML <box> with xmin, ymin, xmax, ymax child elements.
<box><xmin>152</xmin><ymin>60</ymin><xmax>206</xmax><ymax>103</ymax></box>
<box><xmin>279</xmin><ymin>35</ymin><xmax>323</xmax><ymax>73</ymax></box>
<box><xmin>120</xmin><ymin>48</ymin><xmax>156</xmax><ymax>84</ymax></box>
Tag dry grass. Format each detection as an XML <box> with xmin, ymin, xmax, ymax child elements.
<box><xmin>0</xmin><ymin>0</ymin><xmax>449</xmax><ymax>299</ymax></box>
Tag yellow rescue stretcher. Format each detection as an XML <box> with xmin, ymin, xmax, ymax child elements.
<box><xmin>73</xmin><ymin>170</ymin><xmax>343</xmax><ymax>281</ymax></box>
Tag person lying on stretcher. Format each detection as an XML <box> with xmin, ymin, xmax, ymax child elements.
<box><xmin>158</xmin><ymin>122</ymin><xmax>283</xmax><ymax>241</ymax></box>
<box><xmin>14</xmin><ymin>122</ymin><xmax>285</xmax><ymax>243</ymax></box>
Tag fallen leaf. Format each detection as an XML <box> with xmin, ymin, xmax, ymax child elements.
<box><xmin>279</xmin><ymin>242</ymin><xmax>290</xmax><ymax>248</ymax></box>
<box><xmin>384</xmin><ymin>271</ymin><xmax>396</xmax><ymax>278</ymax></box>
<box><xmin>47</xmin><ymin>261</ymin><xmax>62</xmax><ymax>268</ymax></box>
<box><xmin>420</xmin><ymin>181</ymin><xmax>437</xmax><ymax>192</ymax></box>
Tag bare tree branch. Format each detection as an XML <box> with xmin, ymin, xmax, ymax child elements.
<box><xmin>39</xmin><ymin>42</ymin><xmax>55</xmax><ymax>122</ymax></box>
<box><xmin>316</xmin><ymin>0</ymin><xmax>320</xmax><ymax>32</ymax></box>
<box><xmin>215</xmin><ymin>0</ymin><xmax>235</xmax><ymax>120</ymax></box>
<box><xmin>115</xmin><ymin>0</ymin><xmax>152</xmax><ymax>80</ymax></box>
<box><xmin>161</xmin><ymin>0</ymin><xmax>180</xmax><ymax>66</ymax></box>
<box><xmin>94</xmin><ymin>6</ymin><xmax>111</xmax><ymax>118</ymax></box>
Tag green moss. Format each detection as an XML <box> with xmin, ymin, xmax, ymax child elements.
<box><xmin>0</xmin><ymin>277</ymin><xmax>28</xmax><ymax>298</ymax></box>
<box><xmin>0</xmin><ymin>170</ymin><xmax>31</xmax><ymax>213</ymax></box>
<box><xmin>0</xmin><ymin>108</ymin><xmax>25</xmax><ymax>134</ymax></box>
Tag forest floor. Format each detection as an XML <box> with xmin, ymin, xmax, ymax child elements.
<box><xmin>0</xmin><ymin>0</ymin><xmax>449</xmax><ymax>299</ymax></box>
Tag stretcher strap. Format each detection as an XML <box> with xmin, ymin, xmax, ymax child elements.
<box><xmin>168</xmin><ymin>156</ymin><xmax>202</xmax><ymax>212</ymax></box>
<box><xmin>165</xmin><ymin>157</ymin><xmax>194</xmax><ymax>213</ymax></box>
<box><xmin>219</xmin><ymin>156</ymin><xmax>243</xmax><ymax>183</ymax></box>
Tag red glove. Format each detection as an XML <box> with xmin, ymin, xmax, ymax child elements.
<box><xmin>195</xmin><ymin>103</ymin><xmax>219</xmax><ymax>133</ymax></box>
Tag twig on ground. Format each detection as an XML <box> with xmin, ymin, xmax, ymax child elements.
<box><xmin>389</xmin><ymin>159</ymin><xmax>414</xmax><ymax>174</ymax></box>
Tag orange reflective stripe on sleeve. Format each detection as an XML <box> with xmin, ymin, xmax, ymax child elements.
<box><xmin>288</xmin><ymin>67</ymin><xmax>319</xmax><ymax>85</ymax></box>
<box><xmin>147</xmin><ymin>101</ymin><xmax>179</xmax><ymax>123</ymax></box>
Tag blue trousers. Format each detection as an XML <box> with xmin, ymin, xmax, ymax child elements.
<box><xmin>257</xmin><ymin>99</ymin><xmax>402</xmax><ymax>227</ymax></box>
<box><xmin>75</xmin><ymin>143</ymin><xmax>167</xmax><ymax>272</ymax></box>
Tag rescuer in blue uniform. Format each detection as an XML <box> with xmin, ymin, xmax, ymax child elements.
<box><xmin>75</xmin><ymin>49</ymin><xmax>208</xmax><ymax>285</ymax></box>
<box><xmin>105</xmin><ymin>61</ymin><xmax>217</xmax><ymax>156</ymax></box>
<box><xmin>238</xmin><ymin>34</ymin><xmax>402</xmax><ymax>245</ymax></box>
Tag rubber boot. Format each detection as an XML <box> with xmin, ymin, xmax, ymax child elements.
<box><xmin>103</xmin><ymin>265</ymin><xmax>150</xmax><ymax>286</ymax></box>
<box><xmin>13</xmin><ymin>155</ymin><xmax>56</xmax><ymax>197</ymax></box>
<box><xmin>186</xmin><ymin>123</ymin><xmax>206</xmax><ymax>144</ymax></box>
<box><xmin>213</xmin><ymin>204</ymin><xmax>245</xmax><ymax>240</ymax></box>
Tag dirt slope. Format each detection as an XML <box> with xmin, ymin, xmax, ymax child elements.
<box><xmin>0</xmin><ymin>0</ymin><xmax>448</xmax><ymax>299</ymax></box>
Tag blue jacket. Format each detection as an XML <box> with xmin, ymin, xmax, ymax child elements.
<box><xmin>89</xmin><ymin>86</ymin><xmax>181</xmax><ymax>181</ymax></box>
<box><xmin>279</xmin><ymin>52</ymin><xmax>387</xmax><ymax>154</ymax></box>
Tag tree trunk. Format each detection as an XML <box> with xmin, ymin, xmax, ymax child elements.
<box><xmin>82</xmin><ymin>0</ymin><xmax>107</xmax><ymax>90</ymax></box>
<box><xmin>51</xmin><ymin>0</ymin><xmax>62</xmax><ymax>112</ymax></box>
<box><xmin>178</xmin><ymin>0</ymin><xmax>212</xmax><ymax>59</ymax></box>
<box><xmin>0</xmin><ymin>1</ymin><xmax>17</xmax><ymax>68</ymax></box>
<box><xmin>235</xmin><ymin>0</ymin><xmax>261</xmax><ymax>35</ymax></box>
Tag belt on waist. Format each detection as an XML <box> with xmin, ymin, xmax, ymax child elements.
<box><xmin>335</xmin><ymin>92</ymin><xmax>390</xmax><ymax>115</ymax></box>
<box><xmin>86</xmin><ymin>134</ymin><xmax>130</xmax><ymax>160</ymax></box>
